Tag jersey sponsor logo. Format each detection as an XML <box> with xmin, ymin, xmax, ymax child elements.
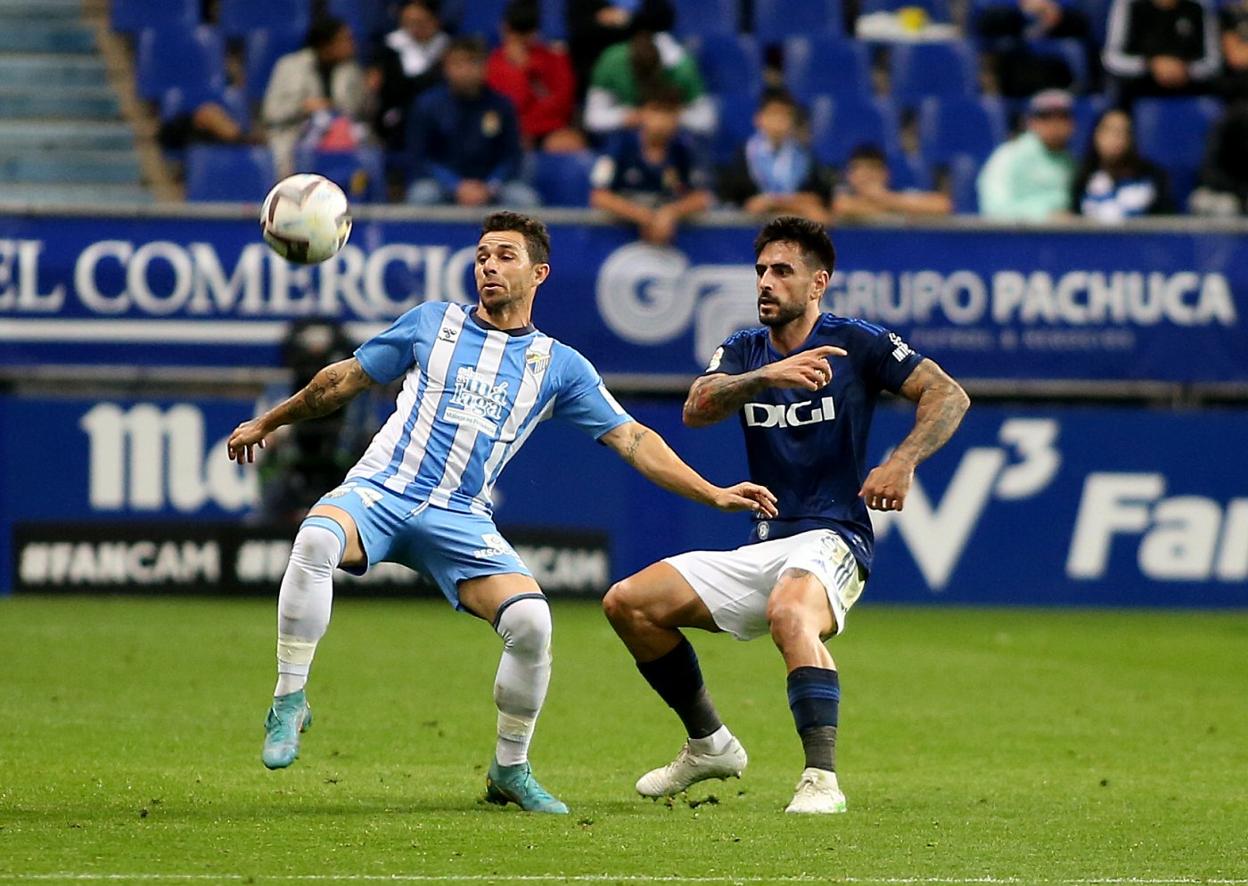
<box><xmin>444</xmin><ymin>366</ymin><xmax>509</xmax><ymax>436</ymax></box>
<box><xmin>743</xmin><ymin>397</ymin><xmax>837</xmax><ymax>429</ymax></box>
<box><xmin>757</xmin><ymin>521</ymin><xmax>770</xmax><ymax>540</ymax></box>
<box><xmin>706</xmin><ymin>347</ymin><xmax>724</xmax><ymax>372</ymax></box>
<box><xmin>437</xmin><ymin>324</ymin><xmax>459</xmax><ymax>343</ymax></box>
<box><xmin>473</xmin><ymin>532</ymin><xmax>518</xmax><ymax>560</ymax></box>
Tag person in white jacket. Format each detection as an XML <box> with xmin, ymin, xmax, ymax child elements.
<box><xmin>263</xmin><ymin>17</ymin><xmax>369</xmax><ymax>178</ymax></box>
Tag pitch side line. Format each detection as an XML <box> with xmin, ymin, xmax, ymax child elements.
<box><xmin>4</xmin><ymin>875</ymin><xmax>1248</xmax><ymax>884</ymax></box>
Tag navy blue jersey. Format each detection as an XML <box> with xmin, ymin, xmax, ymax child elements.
<box><xmin>705</xmin><ymin>314</ymin><xmax>924</xmax><ymax>573</ymax></box>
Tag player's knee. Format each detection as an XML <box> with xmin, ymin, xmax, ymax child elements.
<box><xmin>602</xmin><ymin>577</ymin><xmax>646</xmax><ymax>629</ymax></box>
<box><xmin>766</xmin><ymin>597</ymin><xmax>810</xmax><ymax>645</ymax></box>
<box><xmin>288</xmin><ymin>522</ymin><xmax>344</xmax><ymax>578</ymax></box>
<box><xmin>495</xmin><ymin>595</ymin><xmax>552</xmax><ymax>659</ymax></box>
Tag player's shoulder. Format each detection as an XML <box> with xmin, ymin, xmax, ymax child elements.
<box><xmin>722</xmin><ymin>325</ymin><xmax>768</xmax><ymax>350</ymax></box>
<box><xmin>815</xmin><ymin>313</ymin><xmax>893</xmax><ymax>344</ymax></box>
<box><xmin>542</xmin><ymin>335</ymin><xmax>598</xmax><ymax>378</ymax></box>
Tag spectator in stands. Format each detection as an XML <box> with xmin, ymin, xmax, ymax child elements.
<box><xmin>1071</xmin><ymin>109</ymin><xmax>1174</xmax><ymax>220</ymax></box>
<box><xmin>159</xmin><ymin>89</ymin><xmax>254</xmax><ymax>154</ymax></box>
<box><xmin>1190</xmin><ymin>104</ymin><xmax>1248</xmax><ymax>214</ymax></box>
<box><xmin>1216</xmin><ymin>0</ymin><xmax>1248</xmax><ymax>102</ymax></box>
<box><xmin>1102</xmin><ymin>0</ymin><xmax>1221</xmax><ymax>101</ymax></box>
<box><xmin>405</xmin><ymin>37</ymin><xmax>539</xmax><ymax>207</ymax></box>
<box><xmin>717</xmin><ymin>91</ymin><xmax>833</xmax><ymax>223</ymax></box>
<box><xmin>486</xmin><ymin>1</ymin><xmax>584</xmax><ymax>152</ymax></box>
<box><xmin>589</xmin><ymin>87</ymin><xmax>712</xmax><ymax>245</ymax></box>
<box><xmin>584</xmin><ymin>27</ymin><xmax>715</xmax><ymax>136</ymax></box>
<box><xmin>977</xmin><ymin>89</ymin><xmax>1076</xmax><ymax>220</ymax></box>
<box><xmin>372</xmin><ymin>1</ymin><xmax>449</xmax><ymax>151</ymax></box>
<box><xmin>567</xmin><ymin>0</ymin><xmax>676</xmax><ymax>99</ymax></box>
<box><xmin>263</xmin><ymin>17</ymin><xmax>369</xmax><ymax>178</ymax></box>
<box><xmin>833</xmin><ymin>144</ymin><xmax>953</xmax><ymax>220</ymax></box>
<box><xmin>974</xmin><ymin>0</ymin><xmax>1094</xmax><ymax>96</ymax></box>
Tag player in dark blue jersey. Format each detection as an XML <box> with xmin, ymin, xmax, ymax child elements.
<box><xmin>603</xmin><ymin>216</ymin><xmax>969</xmax><ymax>813</ymax></box>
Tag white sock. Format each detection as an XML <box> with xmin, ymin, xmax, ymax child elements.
<box><xmin>492</xmin><ymin>595</ymin><xmax>552</xmax><ymax>766</ymax></box>
<box><xmin>273</xmin><ymin>523</ymin><xmax>341</xmax><ymax>697</ymax></box>
<box><xmin>688</xmin><ymin>724</ymin><xmax>733</xmax><ymax>756</ymax></box>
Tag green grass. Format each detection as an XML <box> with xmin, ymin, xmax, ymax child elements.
<box><xmin>0</xmin><ymin>596</ymin><xmax>1246</xmax><ymax>885</ymax></box>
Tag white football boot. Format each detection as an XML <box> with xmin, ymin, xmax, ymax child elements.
<box><xmin>635</xmin><ymin>736</ymin><xmax>748</xmax><ymax>797</ymax></box>
<box><xmin>784</xmin><ymin>767</ymin><xmax>848</xmax><ymax>814</ymax></box>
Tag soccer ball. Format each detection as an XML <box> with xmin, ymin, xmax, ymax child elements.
<box><xmin>260</xmin><ymin>174</ymin><xmax>352</xmax><ymax>264</ymax></box>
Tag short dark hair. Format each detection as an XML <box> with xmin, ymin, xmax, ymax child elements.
<box><xmin>482</xmin><ymin>211</ymin><xmax>551</xmax><ymax>265</ymax></box>
<box><xmin>504</xmin><ymin>0</ymin><xmax>540</xmax><ymax>33</ymax></box>
<box><xmin>640</xmin><ymin>83</ymin><xmax>685</xmax><ymax>110</ymax></box>
<box><xmin>847</xmin><ymin>143</ymin><xmax>887</xmax><ymax>165</ymax></box>
<box><xmin>757</xmin><ymin>88</ymin><xmax>799</xmax><ymax>113</ymax></box>
<box><xmin>754</xmin><ymin>216</ymin><xmax>836</xmax><ymax>273</ymax></box>
<box><xmin>446</xmin><ymin>35</ymin><xmax>487</xmax><ymax>59</ymax></box>
<box><xmin>306</xmin><ymin>16</ymin><xmax>348</xmax><ymax>50</ymax></box>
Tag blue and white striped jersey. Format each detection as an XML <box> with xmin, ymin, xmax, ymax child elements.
<box><xmin>347</xmin><ymin>301</ymin><xmax>632</xmax><ymax>515</ymax></box>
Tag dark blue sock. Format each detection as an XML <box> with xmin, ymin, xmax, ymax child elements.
<box><xmin>787</xmin><ymin>666</ymin><xmax>839</xmax><ymax>772</ymax></box>
<box><xmin>637</xmin><ymin>637</ymin><xmax>723</xmax><ymax>739</ymax></box>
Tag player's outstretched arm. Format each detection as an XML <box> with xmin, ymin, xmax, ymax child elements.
<box><xmin>682</xmin><ymin>345</ymin><xmax>848</xmax><ymax>427</ymax></box>
<box><xmin>600</xmin><ymin>420</ymin><xmax>779</xmax><ymax>516</ymax></box>
<box><xmin>227</xmin><ymin>357</ymin><xmax>375</xmax><ymax>464</ymax></box>
<box><xmin>859</xmin><ymin>358</ymin><xmax>970</xmax><ymax>511</ymax></box>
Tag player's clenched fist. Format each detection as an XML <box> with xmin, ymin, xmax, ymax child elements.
<box><xmin>227</xmin><ymin>418</ymin><xmax>269</xmax><ymax>464</ymax></box>
<box><xmin>859</xmin><ymin>457</ymin><xmax>915</xmax><ymax>511</ymax></box>
<box><xmin>761</xmin><ymin>345</ymin><xmax>848</xmax><ymax>391</ymax></box>
<box><xmin>712</xmin><ymin>482</ymin><xmax>779</xmax><ymax>518</ymax></box>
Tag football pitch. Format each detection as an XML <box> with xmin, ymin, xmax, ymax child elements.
<box><xmin>0</xmin><ymin>596</ymin><xmax>1245</xmax><ymax>886</ymax></box>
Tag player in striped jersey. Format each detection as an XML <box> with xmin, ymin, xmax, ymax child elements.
<box><xmin>603</xmin><ymin>217</ymin><xmax>969</xmax><ymax>814</ymax></box>
<box><xmin>227</xmin><ymin>212</ymin><xmax>776</xmax><ymax>813</ymax></box>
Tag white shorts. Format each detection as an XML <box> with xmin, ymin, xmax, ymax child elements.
<box><xmin>663</xmin><ymin>530</ymin><xmax>867</xmax><ymax>641</ymax></box>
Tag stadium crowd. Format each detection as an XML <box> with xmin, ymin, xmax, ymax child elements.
<box><xmin>125</xmin><ymin>0</ymin><xmax>1248</xmax><ymax>223</ymax></box>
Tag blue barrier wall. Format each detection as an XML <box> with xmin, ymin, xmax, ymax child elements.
<box><xmin>2</xmin><ymin>211</ymin><xmax>1246</xmax><ymax>382</ymax></box>
<box><xmin>3</xmin><ymin>392</ymin><xmax>1245</xmax><ymax>606</ymax></box>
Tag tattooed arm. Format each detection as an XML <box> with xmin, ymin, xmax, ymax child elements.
<box><xmin>683</xmin><ymin>344</ymin><xmax>848</xmax><ymax>427</ymax></box>
<box><xmin>227</xmin><ymin>357</ymin><xmax>375</xmax><ymax>464</ymax></box>
<box><xmin>859</xmin><ymin>358</ymin><xmax>970</xmax><ymax>511</ymax></box>
<box><xmin>599</xmin><ymin>421</ymin><xmax>778</xmax><ymax>515</ymax></box>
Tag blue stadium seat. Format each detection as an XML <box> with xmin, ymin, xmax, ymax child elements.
<box><xmin>890</xmin><ymin>152</ymin><xmax>933</xmax><ymax>191</ymax></box>
<box><xmin>1028</xmin><ymin>38</ymin><xmax>1089</xmax><ymax>94</ymax></box>
<box><xmin>809</xmin><ymin>95</ymin><xmax>901</xmax><ymax>167</ymax></box>
<box><xmin>919</xmin><ymin>96</ymin><xmax>1008</xmax><ymax>167</ymax></box>
<box><xmin>219</xmin><ymin>0</ymin><xmax>311</xmax><ymax>41</ymax></box>
<box><xmin>691</xmin><ymin>34</ymin><xmax>762</xmax><ymax>99</ymax></box>
<box><xmin>245</xmin><ymin>25</ymin><xmax>306</xmax><ymax>104</ymax></box>
<box><xmin>752</xmin><ymin>0</ymin><xmax>844</xmax><ymax>44</ymax></box>
<box><xmin>293</xmin><ymin>145</ymin><xmax>386</xmax><ymax>202</ymax></box>
<box><xmin>948</xmin><ymin>154</ymin><xmax>980</xmax><ymax>213</ymax></box>
<box><xmin>1070</xmin><ymin>94</ymin><xmax>1108</xmax><ymax>154</ymax></box>
<box><xmin>784</xmin><ymin>36</ymin><xmax>871</xmax><ymax>103</ymax></box>
<box><xmin>540</xmin><ymin>0</ymin><xmax>567</xmax><ymax>40</ymax></box>
<box><xmin>1134</xmin><ymin>97</ymin><xmax>1222</xmax><ymax>205</ymax></box>
<box><xmin>185</xmin><ymin>145</ymin><xmax>276</xmax><ymax>201</ymax></box>
<box><xmin>112</xmin><ymin>0</ymin><xmax>197</xmax><ymax>36</ymax></box>
<box><xmin>860</xmin><ymin>0</ymin><xmax>952</xmax><ymax>22</ymax></box>
<box><xmin>672</xmin><ymin>0</ymin><xmax>740</xmax><ymax>38</ymax></box>
<box><xmin>711</xmin><ymin>92</ymin><xmax>758</xmax><ymax>164</ymax></box>
<box><xmin>889</xmin><ymin>41</ymin><xmax>977</xmax><ymax>106</ymax></box>
<box><xmin>533</xmin><ymin>151</ymin><xmax>594</xmax><ymax>206</ymax></box>
<box><xmin>160</xmin><ymin>84</ymin><xmax>250</xmax><ymax>130</ymax></box>
<box><xmin>136</xmin><ymin>25</ymin><xmax>225</xmax><ymax>103</ymax></box>
<box><xmin>453</xmin><ymin>0</ymin><xmax>508</xmax><ymax>38</ymax></box>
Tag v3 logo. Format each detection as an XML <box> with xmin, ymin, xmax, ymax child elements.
<box><xmin>872</xmin><ymin>419</ymin><xmax>1061</xmax><ymax>590</ymax></box>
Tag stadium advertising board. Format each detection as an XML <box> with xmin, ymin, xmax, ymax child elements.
<box><xmin>1</xmin><ymin>395</ymin><xmax>1244</xmax><ymax>607</ymax></box>
<box><xmin>0</xmin><ymin>213</ymin><xmax>1245</xmax><ymax>382</ymax></box>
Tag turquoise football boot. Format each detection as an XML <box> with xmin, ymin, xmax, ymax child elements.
<box><xmin>485</xmin><ymin>760</ymin><xmax>569</xmax><ymax>814</ymax></box>
<box><xmin>262</xmin><ymin>689</ymin><xmax>312</xmax><ymax>770</ymax></box>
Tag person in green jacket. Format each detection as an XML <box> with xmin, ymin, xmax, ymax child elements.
<box><xmin>977</xmin><ymin>89</ymin><xmax>1077</xmax><ymax>220</ymax></box>
<box><xmin>584</xmin><ymin>30</ymin><xmax>716</xmax><ymax>136</ymax></box>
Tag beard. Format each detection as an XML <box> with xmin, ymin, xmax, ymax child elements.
<box><xmin>758</xmin><ymin>298</ymin><xmax>806</xmax><ymax>328</ymax></box>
